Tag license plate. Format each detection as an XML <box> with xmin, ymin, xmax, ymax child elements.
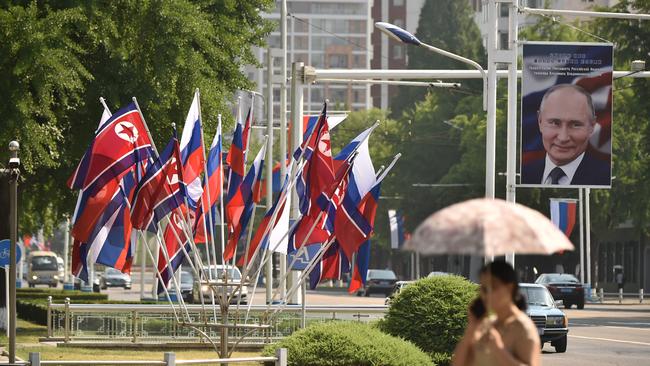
<box><xmin>381</xmin><ymin>281</ymin><xmax>389</xmax><ymax>285</ymax></box>
<box><xmin>538</xmin><ymin>328</ymin><xmax>544</xmax><ymax>336</ymax></box>
<box><xmin>561</xmin><ymin>288</ymin><xmax>573</xmax><ymax>293</ymax></box>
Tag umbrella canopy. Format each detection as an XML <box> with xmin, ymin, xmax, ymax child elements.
<box><xmin>405</xmin><ymin>198</ymin><xmax>574</xmax><ymax>257</ymax></box>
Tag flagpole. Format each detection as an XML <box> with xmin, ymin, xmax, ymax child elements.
<box><xmin>218</xmin><ymin>115</ymin><xmax>226</xmax><ymax>264</ymax></box>
<box><xmin>139</xmin><ymin>231</ymin><xmax>181</xmax><ymax>322</ymax></box>
<box><xmin>265</xmin><ymin>48</ymin><xmax>275</xmax><ymax>305</ymax></box>
<box><xmin>195</xmin><ymin>89</ymin><xmax>220</xmax><ymax>317</ymax></box>
<box><xmin>579</xmin><ymin>189</ymin><xmax>585</xmax><ymax>284</ymax></box>
<box><xmin>150</xmin><ymin>228</ymin><xmax>191</xmax><ymax>320</ymax></box>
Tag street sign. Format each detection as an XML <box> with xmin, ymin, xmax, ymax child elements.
<box><xmin>288</xmin><ymin>244</ymin><xmax>321</xmax><ymax>271</ymax></box>
<box><xmin>0</xmin><ymin>239</ymin><xmax>21</xmax><ymax>266</ymax></box>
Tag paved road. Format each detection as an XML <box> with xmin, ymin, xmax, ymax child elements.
<box><xmin>541</xmin><ymin>304</ymin><xmax>650</xmax><ymax>366</ymax></box>
<box><xmin>104</xmin><ymin>271</ymin><xmax>650</xmax><ymax>365</ymax></box>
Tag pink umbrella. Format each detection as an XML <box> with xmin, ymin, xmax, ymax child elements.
<box><xmin>405</xmin><ymin>198</ymin><xmax>574</xmax><ymax>257</ymax></box>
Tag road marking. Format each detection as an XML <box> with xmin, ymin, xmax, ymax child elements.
<box><xmin>607</xmin><ymin>321</ymin><xmax>650</xmax><ymax>326</ymax></box>
<box><xmin>569</xmin><ymin>335</ymin><xmax>650</xmax><ymax>346</ymax></box>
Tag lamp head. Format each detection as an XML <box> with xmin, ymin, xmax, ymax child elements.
<box><xmin>8</xmin><ymin>141</ymin><xmax>19</xmax><ymax>152</ymax></box>
<box><xmin>374</xmin><ymin>22</ymin><xmax>421</xmax><ymax>46</ymax></box>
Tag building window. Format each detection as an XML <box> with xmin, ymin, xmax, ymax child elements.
<box><xmin>499</xmin><ymin>32</ymin><xmax>509</xmax><ymax>50</ymax></box>
<box><xmin>393</xmin><ymin>45</ymin><xmax>403</xmax><ymax>60</ymax></box>
<box><xmin>329</xmin><ymin>54</ymin><xmax>348</xmax><ymax>68</ymax></box>
<box><xmin>500</xmin><ymin>3</ymin><xmax>509</xmax><ymax>17</ymax></box>
<box><xmin>393</xmin><ymin>19</ymin><xmax>404</xmax><ymax>29</ymax></box>
<box><xmin>393</xmin><ymin>0</ymin><xmax>404</xmax><ymax>7</ymax></box>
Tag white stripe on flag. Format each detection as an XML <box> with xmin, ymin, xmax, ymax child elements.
<box><xmin>388</xmin><ymin>209</ymin><xmax>399</xmax><ymax>249</ymax></box>
<box><xmin>549</xmin><ymin>200</ymin><xmax>561</xmax><ymax>229</ymax></box>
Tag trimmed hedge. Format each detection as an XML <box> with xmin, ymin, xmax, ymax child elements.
<box><xmin>17</xmin><ymin>288</ymin><xmax>108</xmax><ymax>301</ymax></box>
<box><xmin>262</xmin><ymin>321</ymin><xmax>434</xmax><ymax>366</ymax></box>
<box><xmin>380</xmin><ymin>275</ymin><xmax>478</xmax><ymax>366</ymax></box>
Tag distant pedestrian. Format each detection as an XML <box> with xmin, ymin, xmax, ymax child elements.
<box><xmin>452</xmin><ymin>261</ymin><xmax>540</xmax><ymax>366</ymax></box>
<box><xmin>616</xmin><ymin>272</ymin><xmax>624</xmax><ymax>291</ymax></box>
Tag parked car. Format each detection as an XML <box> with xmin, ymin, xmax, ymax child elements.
<box><xmin>427</xmin><ymin>271</ymin><xmax>451</xmax><ymax>277</ymax></box>
<box><xmin>192</xmin><ymin>265</ymin><xmax>248</xmax><ymax>304</ymax></box>
<box><xmin>520</xmin><ymin>283</ymin><xmax>569</xmax><ymax>353</ymax></box>
<box><xmin>358</xmin><ymin>269</ymin><xmax>397</xmax><ymax>297</ymax></box>
<box><xmin>535</xmin><ymin>273</ymin><xmax>584</xmax><ymax>309</ymax></box>
<box><xmin>73</xmin><ymin>273</ymin><xmax>101</xmax><ymax>293</ymax></box>
<box><xmin>385</xmin><ymin>280</ymin><xmax>414</xmax><ymax>305</ymax></box>
<box><xmin>168</xmin><ymin>271</ymin><xmax>194</xmax><ymax>303</ymax></box>
<box><xmin>27</xmin><ymin>251</ymin><xmax>60</xmax><ymax>288</ymax></box>
<box><xmin>100</xmin><ymin>268</ymin><xmax>132</xmax><ymax>290</ymax></box>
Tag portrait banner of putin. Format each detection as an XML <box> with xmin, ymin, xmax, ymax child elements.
<box><xmin>520</xmin><ymin>42</ymin><xmax>613</xmax><ymax>188</ymax></box>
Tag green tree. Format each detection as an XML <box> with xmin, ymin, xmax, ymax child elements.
<box><xmin>0</xmin><ymin>0</ymin><xmax>274</xmax><ymax>235</ymax></box>
<box><xmin>390</xmin><ymin>0</ymin><xmax>486</xmax><ymax>117</ymax></box>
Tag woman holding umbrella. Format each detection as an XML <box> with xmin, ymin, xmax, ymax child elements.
<box><xmin>407</xmin><ymin>198</ymin><xmax>574</xmax><ymax>365</ymax></box>
<box><xmin>451</xmin><ymin>261</ymin><xmax>540</xmax><ymax>366</ymax></box>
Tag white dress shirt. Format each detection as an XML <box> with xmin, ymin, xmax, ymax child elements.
<box><xmin>542</xmin><ymin>152</ymin><xmax>585</xmax><ymax>185</ymax></box>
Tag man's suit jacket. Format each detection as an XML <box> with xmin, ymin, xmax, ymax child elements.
<box><xmin>521</xmin><ymin>152</ymin><xmax>611</xmax><ymax>185</ymax></box>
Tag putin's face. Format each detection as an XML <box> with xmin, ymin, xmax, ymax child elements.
<box><xmin>538</xmin><ymin>87</ymin><xmax>595</xmax><ymax>166</ymax></box>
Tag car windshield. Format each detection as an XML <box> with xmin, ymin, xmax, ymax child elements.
<box><xmin>106</xmin><ymin>268</ymin><xmax>122</xmax><ymax>275</ymax></box>
<box><xmin>368</xmin><ymin>270</ymin><xmax>397</xmax><ymax>280</ymax></box>
<box><xmin>520</xmin><ymin>287</ymin><xmax>555</xmax><ymax>307</ymax></box>
<box><xmin>544</xmin><ymin>274</ymin><xmax>579</xmax><ymax>283</ymax></box>
<box><xmin>31</xmin><ymin>256</ymin><xmax>58</xmax><ymax>271</ymax></box>
<box><xmin>205</xmin><ymin>267</ymin><xmax>241</xmax><ymax>280</ymax></box>
<box><xmin>181</xmin><ymin>272</ymin><xmax>194</xmax><ymax>284</ymax></box>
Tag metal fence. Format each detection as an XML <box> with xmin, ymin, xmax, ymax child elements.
<box><xmin>27</xmin><ymin>348</ymin><xmax>287</xmax><ymax>366</ymax></box>
<box><xmin>597</xmin><ymin>288</ymin><xmax>644</xmax><ymax>304</ymax></box>
<box><xmin>46</xmin><ymin>299</ymin><xmax>388</xmax><ymax>346</ymax></box>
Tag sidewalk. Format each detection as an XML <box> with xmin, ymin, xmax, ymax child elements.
<box><xmin>0</xmin><ymin>348</ymin><xmax>25</xmax><ymax>364</ymax></box>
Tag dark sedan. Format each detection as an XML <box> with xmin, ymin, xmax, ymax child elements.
<box><xmin>359</xmin><ymin>269</ymin><xmax>397</xmax><ymax>297</ymax></box>
<box><xmin>535</xmin><ymin>273</ymin><xmax>584</xmax><ymax>309</ymax></box>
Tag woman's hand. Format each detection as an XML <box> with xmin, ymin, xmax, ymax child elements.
<box><xmin>485</xmin><ymin>326</ymin><xmax>505</xmax><ymax>352</ymax></box>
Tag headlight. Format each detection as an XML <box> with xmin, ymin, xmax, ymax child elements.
<box><xmin>53</xmin><ymin>275</ymin><xmax>59</xmax><ymax>280</ymax></box>
<box><xmin>201</xmin><ymin>285</ymin><xmax>210</xmax><ymax>293</ymax></box>
<box><xmin>32</xmin><ymin>275</ymin><xmax>38</xmax><ymax>280</ymax></box>
<box><xmin>546</xmin><ymin>316</ymin><xmax>566</xmax><ymax>327</ymax></box>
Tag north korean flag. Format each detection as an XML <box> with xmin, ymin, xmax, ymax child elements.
<box><xmin>68</xmin><ymin>103</ymin><xmax>154</xmax><ymax>195</ymax></box>
<box><xmin>131</xmin><ymin>132</ymin><xmax>186</xmax><ymax>232</ymax></box>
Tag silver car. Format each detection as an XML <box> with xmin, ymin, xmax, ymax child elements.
<box><xmin>192</xmin><ymin>265</ymin><xmax>248</xmax><ymax>305</ymax></box>
<box><xmin>100</xmin><ymin>268</ymin><xmax>132</xmax><ymax>289</ymax></box>
<box><xmin>520</xmin><ymin>283</ymin><xmax>569</xmax><ymax>353</ymax></box>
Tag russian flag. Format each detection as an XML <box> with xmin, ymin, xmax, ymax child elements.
<box><xmin>388</xmin><ymin>210</ymin><xmax>406</xmax><ymax>249</ymax></box>
<box><xmin>131</xmin><ymin>132</ymin><xmax>186</xmax><ymax>232</ymax></box>
<box><xmin>194</xmin><ymin>121</ymin><xmax>223</xmax><ymax>243</ymax></box>
<box><xmin>550</xmin><ymin>199</ymin><xmax>577</xmax><ymax>237</ymax></box>
<box><xmin>180</xmin><ymin>90</ymin><xmax>205</xmax><ymax>208</ymax></box>
<box><xmin>223</xmin><ymin>142</ymin><xmax>266</xmax><ymax>262</ymax></box>
<box><xmin>226</xmin><ymin>106</ymin><xmax>253</xmax><ymax>204</ymax></box>
<box><xmin>68</xmin><ymin>103</ymin><xmax>154</xmax><ymax>195</ymax></box>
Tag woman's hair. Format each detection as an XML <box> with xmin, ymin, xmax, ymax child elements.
<box><xmin>480</xmin><ymin>260</ymin><xmax>527</xmax><ymax>311</ymax></box>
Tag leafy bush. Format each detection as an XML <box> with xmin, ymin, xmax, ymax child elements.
<box><xmin>17</xmin><ymin>288</ymin><xmax>108</xmax><ymax>302</ymax></box>
<box><xmin>16</xmin><ymin>300</ymin><xmax>49</xmax><ymax>325</ymax></box>
<box><xmin>263</xmin><ymin>321</ymin><xmax>434</xmax><ymax>366</ymax></box>
<box><xmin>380</xmin><ymin>275</ymin><xmax>478</xmax><ymax>366</ymax></box>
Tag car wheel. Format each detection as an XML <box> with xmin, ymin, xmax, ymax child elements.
<box><xmin>29</xmin><ymin>283</ymin><xmax>35</xmax><ymax>288</ymax></box>
<box><xmin>564</xmin><ymin>303</ymin><xmax>572</xmax><ymax>309</ymax></box>
<box><xmin>364</xmin><ymin>290</ymin><xmax>370</xmax><ymax>297</ymax></box>
<box><xmin>553</xmin><ymin>335</ymin><xmax>567</xmax><ymax>353</ymax></box>
<box><xmin>577</xmin><ymin>302</ymin><xmax>584</xmax><ymax>310</ymax></box>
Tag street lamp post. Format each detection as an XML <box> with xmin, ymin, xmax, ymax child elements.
<box><xmin>3</xmin><ymin>141</ymin><xmax>20</xmax><ymax>363</ymax></box>
<box><xmin>374</xmin><ymin>21</ymin><xmax>496</xmax><ymax>201</ymax></box>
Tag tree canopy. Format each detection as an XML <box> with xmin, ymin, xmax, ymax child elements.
<box><xmin>0</xmin><ymin>0</ymin><xmax>274</xmax><ymax>235</ymax></box>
